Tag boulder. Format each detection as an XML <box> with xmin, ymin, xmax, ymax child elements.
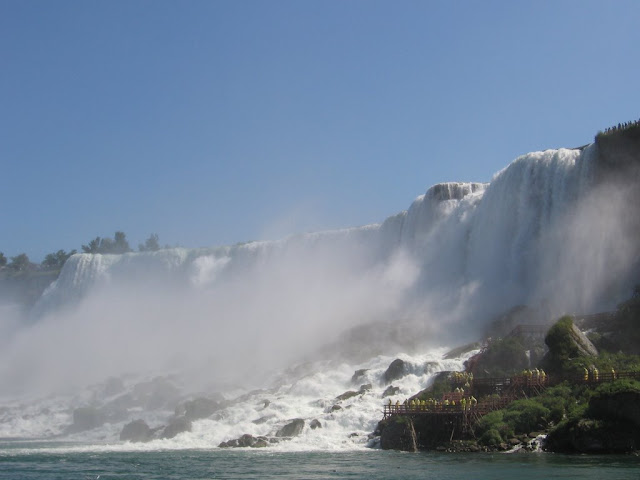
<box><xmin>218</xmin><ymin>439</ymin><xmax>238</xmax><ymax>448</ymax></box>
<box><xmin>68</xmin><ymin>407</ymin><xmax>104</xmax><ymax>433</ymax></box>
<box><xmin>132</xmin><ymin>377</ymin><xmax>181</xmax><ymax>410</ymax></box>
<box><xmin>220</xmin><ymin>434</ymin><xmax>271</xmax><ymax>448</ymax></box>
<box><xmin>276</xmin><ymin>418</ymin><xmax>305</xmax><ymax>437</ymax></box>
<box><xmin>176</xmin><ymin>397</ymin><xmax>222</xmax><ymax>421</ymax></box>
<box><xmin>335</xmin><ymin>390</ymin><xmax>359</xmax><ymax>402</ymax></box>
<box><xmin>358</xmin><ymin>384</ymin><xmax>372</xmax><ymax>394</ymax></box>
<box><xmin>382</xmin><ymin>385</ymin><xmax>400</xmax><ymax>397</ymax></box>
<box><xmin>120</xmin><ymin>419</ymin><xmax>154</xmax><ymax>443</ymax></box>
<box><xmin>588</xmin><ymin>390</ymin><xmax>640</xmax><ymax>427</ymax></box>
<box><xmin>546</xmin><ymin>316</ymin><xmax>598</xmax><ymax>359</ymax></box>
<box><xmin>383</xmin><ymin>359</ymin><xmax>406</xmax><ymax>384</ymax></box>
<box><xmin>237</xmin><ymin>434</ymin><xmax>257</xmax><ymax>447</ymax></box>
<box><xmin>161</xmin><ymin>416</ymin><xmax>192</xmax><ymax>439</ymax></box>
<box><xmin>351</xmin><ymin>369</ymin><xmax>369</xmax><ymax>384</ymax></box>
<box><xmin>310</xmin><ymin>419</ymin><xmax>322</xmax><ymax>430</ymax></box>
<box><xmin>253</xmin><ymin>414</ymin><xmax>276</xmax><ymax>424</ymax></box>
<box><xmin>103</xmin><ymin>377</ymin><xmax>125</xmax><ymax>397</ymax></box>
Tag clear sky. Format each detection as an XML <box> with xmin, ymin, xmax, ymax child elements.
<box><xmin>1</xmin><ymin>0</ymin><xmax>639</xmax><ymax>262</ymax></box>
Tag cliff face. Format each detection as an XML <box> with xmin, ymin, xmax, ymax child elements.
<box><xmin>545</xmin><ymin>389</ymin><xmax>640</xmax><ymax>453</ymax></box>
<box><xmin>379</xmin><ymin>417</ymin><xmax>418</xmax><ymax>452</ymax></box>
<box><xmin>0</xmin><ymin>269</ymin><xmax>59</xmax><ymax>310</ymax></box>
<box><xmin>595</xmin><ymin>123</ymin><xmax>640</xmax><ymax>169</ymax></box>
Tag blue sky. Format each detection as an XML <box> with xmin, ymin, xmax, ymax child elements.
<box><xmin>1</xmin><ymin>0</ymin><xmax>639</xmax><ymax>262</ymax></box>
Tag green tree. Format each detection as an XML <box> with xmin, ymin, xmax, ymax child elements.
<box><xmin>82</xmin><ymin>237</ymin><xmax>102</xmax><ymax>254</ymax></box>
<box><xmin>112</xmin><ymin>231</ymin><xmax>131</xmax><ymax>254</ymax></box>
<box><xmin>42</xmin><ymin>249</ymin><xmax>77</xmax><ymax>269</ymax></box>
<box><xmin>0</xmin><ymin>252</ymin><xmax>6</xmax><ymax>267</ymax></box>
<box><xmin>8</xmin><ymin>253</ymin><xmax>31</xmax><ymax>271</ymax></box>
<box><xmin>82</xmin><ymin>232</ymin><xmax>131</xmax><ymax>254</ymax></box>
<box><xmin>139</xmin><ymin>233</ymin><xmax>160</xmax><ymax>252</ymax></box>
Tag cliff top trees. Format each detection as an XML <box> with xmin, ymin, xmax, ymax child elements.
<box><xmin>138</xmin><ymin>233</ymin><xmax>160</xmax><ymax>252</ymax></box>
<box><xmin>82</xmin><ymin>231</ymin><xmax>132</xmax><ymax>254</ymax></box>
<box><xmin>8</xmin><ymin>253</ymin><xmax>32</xmax><ymax>271</ymax></box>
<box><xmin>42</xmin><ymin>249</ymin><xmax>77</xmax><ymax>269</ymax></box>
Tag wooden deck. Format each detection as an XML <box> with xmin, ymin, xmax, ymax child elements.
<box><xmin>382</xmin><ymin>370</ymin><xmax>640</xmax><ymax>435</ymax></box>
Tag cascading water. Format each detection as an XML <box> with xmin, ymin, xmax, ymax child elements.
<box><xmin>1</xmin><ymin>141</ymin><xmax>638</xmax><ymax>451</ymax></box>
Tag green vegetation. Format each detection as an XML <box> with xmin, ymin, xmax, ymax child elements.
<box><xmin>1</xmin><ymin>231</ymin><xmax>166</xmax><ymax>308</ymax></box>
<box><xmin>478</xmin><ymin>428</ymin><xmax>503</xmax><ymax>447</ymax></box>
<box><xmin>42</xmin><ymin>249</ymin><xmax>77</xmax><ymax>269</ymax></box>
<box><xmin>545</xmin><ymin>379</ymin><xmax>640</xmax><ymax>452</ymax></box>
<box><xmin>475</xmin><ymin>411</ymin><xmax>512</xmax><ymax>443</ymax></box>
<box><xmin>413</xmin><ymin>372</ymin><xmax>453</xmax><ymax>401</ymax></box>
<box><xmin>470</xmin><ymin>337</ymin><xmax>530</xmax><ymax>378</ymax></box>
<box><xmin>138</xmin><ymin>233</ymin><xmax>161</xmax><ymax>252</ymax></box>
<box><xmin>595</xmin><ymin>118</ymin><xmax>640</xmax><ymax>143</ymax></box>
<box><xmin>468</xmin><ymin>306</ymin><xmax>640</xmax><ymax>451</ymax></box>
<box><xmin>82</xmin><ymin>231</ymin><xmax>132</xmax><ymax>254</ymax></box>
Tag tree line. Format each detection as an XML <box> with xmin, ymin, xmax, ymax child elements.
<box><xmin>0</xmin><ymin>232</ymin><xmax>163</xmax><ymax>272</ymax></box>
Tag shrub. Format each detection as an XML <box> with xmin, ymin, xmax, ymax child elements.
<box><xmin>504</xmin><ymin>399</ymin><xmax>550</xmax><ymax>433</ymax></box>
<box><xmin>545</xmin><ymin>316</ymin><xmax>577</xmax><ymax>359</ymax></box>
<box><xmin>475</xmin><ymin>410</ymin><xmax>513</xmax><ymax>439</ymax></box>
<box><xmin>478</xmin><ymin>429</ymin><xmax>503</xmax><ymax>446</ymax></box>
<box><xmin>475</xmin><ymin>410</ymin><xmax>503</xmax><ymax>436</ymax></box>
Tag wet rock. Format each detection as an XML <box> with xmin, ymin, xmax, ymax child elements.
<box><xmin>276</xmin><ymin>418</ymin><xmax>305</xmax><ymax>438</ymax></box>
<box><xmin>358</xmin><ymin>384</ymin><xmax>372</xmax><ymax>394</ymax></box>
<box><xmin>383</xmin><ymin>359</ymin><xmax>406</xmax><ymax>384</ymax></box>
<box><xmin>335</xmin><ymin>390</ymin><xmax>359</xmax><ymax>402</ymax></box>
<box><xmin>161</xmin><ymin>416</ymin><xmax>192</xmax><ymax>439</ymax></box>
<box><xmin>253</xmin><ymin>414</ymin><xmax>276</xmax><ymax>424</ymax></box>
<box><xmin>380</xmin><ymin>417</ymin><xmax>417</xmax><ymax>452</ymax></box>
<box><xmin>218</xmin><ymin>438</ymin><xmax>238</xmax><ymax>448</ymax></box>
<box><xmin>237</xmin><ymin>434</ymin><xmax>257</xmax><ymax>447</ymax></box>
<box><xmin>310</xmin><ymin>419</ymin><xmax>322</xmax><ymax>429</ymax></box>
<box><xmin>351</xmin><ymin>369</ymin><xmax>369</xmax><ymax>384</ymax></box>
<box><xmin>132</xmin><ymin>377</ymin><xmax>181</xmax><ymax>410</ymax></box>
<box><xmin>103</xmin><ymin>377</ymin><xmax>125</xmax><ymax>397</ymax></box>
<box><xmin>68</xmin><ymin>407</ymin><xmax>104</xmax><ymax>432</ymax></box>
<box><xmin>120</xmin><ymin>419</ymin><xmax>154</xmax><ymax>443</ymax></box>
<box><xmin>382</xmin><ymin>385</ymin><xmax>400</xmax><ymax>397</ymax></box>
<box><xmin>175</xmin><ymin>397</ymin><xmax>222</xmax><ymax>421</ymax></box>
<box><xmin>252</xmin><ymin>438</ymin><xmax>269</xmax><ymax>448</ymax></box>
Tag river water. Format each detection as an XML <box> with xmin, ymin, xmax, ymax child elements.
<box><xmin>1</xmin><ymin>442</ymin><xmax>639</xmax><ymax>480</ymax></box>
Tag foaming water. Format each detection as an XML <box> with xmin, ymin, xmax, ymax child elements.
<box><xmin>0</xmin><ymin>348</ymin><xmax>471</xmax><ymax>452</ymax></box>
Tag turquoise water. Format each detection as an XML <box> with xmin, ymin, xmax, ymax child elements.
<box><xmin>1</xmin><ymin>444</ymin><xmax>639</xmax><ymax>480</ymax></box>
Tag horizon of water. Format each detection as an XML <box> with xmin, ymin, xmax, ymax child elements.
<box><xmin>1</xmin><ymin>445</ymin><xmax>639</xmax><ymax>480</ymax></box>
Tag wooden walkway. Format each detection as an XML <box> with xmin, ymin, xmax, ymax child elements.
<box><xmin>382</xmin><ymin>370</ymin><xmax>640</xmax><ymax>437</ymax></box>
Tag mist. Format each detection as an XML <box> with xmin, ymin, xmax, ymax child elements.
<box><xmin>1</xmin><ymin>143</ymin><xmax>638</xmax><ymax>401</ymax></box>
<box><xmin>0</xmin><ymin>234</ymin><xmax>421</xmax><ymax>397</ymax></box>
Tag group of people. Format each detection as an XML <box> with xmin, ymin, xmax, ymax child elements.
<box><xmin>387</xmin><ymin>395</ymin><xmax>478</xmax><ymax>413</ymax></box>
<box><xmin>516</xmin><ymin>368</ymin><xmax>547</xmax><ymax>384</ymax></box>
<box><xmin>583</xmin><ymin>367</ymin><xmax>616</xmax><ymax>381</ymax></box>
<box><xmin>450</xmin><ymin>371</ymin><xmax>473</xmax><ymax>385</ymax></box>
